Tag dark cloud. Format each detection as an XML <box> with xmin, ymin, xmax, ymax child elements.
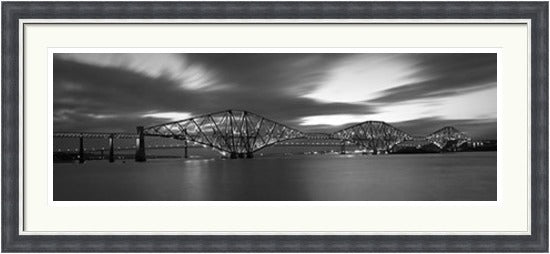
<box><xmin>53</xmin><ymin>54</ymin><xmax>372</xmax><ymax>132</ymax></box>
<box><xmin>369</xmin><ymin>53</ymin><xmax>497</xmax><ymax>103</ymax></box>
<box><xmin>182</xmin><ymin>53</ymin><xmax>349</xmax><ymax>95</ymax></box>
<box><xmin>54</xmin><ymin>57</ymin><xmax>205</xmax><ymax>114</ymax></box>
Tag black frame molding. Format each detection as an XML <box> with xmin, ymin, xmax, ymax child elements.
<box><xmin>2</xmin><ymin>1</ymin><xmax>548</xmax><ymax>252</ymax></box>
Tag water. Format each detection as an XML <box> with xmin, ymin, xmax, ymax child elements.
<box><xmin>54</xmin><ymin>152</ymin><xmax>496</xmax><ymax>201</ymax></box>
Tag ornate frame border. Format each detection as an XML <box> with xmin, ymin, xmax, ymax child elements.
<box><xmin>2</xmin><ymin>1</ymin><xmax>548</xmax><ymax>252</ymax></box>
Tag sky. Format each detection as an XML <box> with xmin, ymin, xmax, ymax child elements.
<box><xmin>53</xmin><ymin>53</ymin><xmax>497</xmax><ymax>139</ymax></box>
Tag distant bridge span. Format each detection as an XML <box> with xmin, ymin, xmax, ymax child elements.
<box><xmin>426</xmin><ymin>126</ymin><xmax>472</xmax><ymax>150</ymax></box>
<box><xmin>332</xmin><ymin>121</ymin><xmax>413</xmax><ymax>153</ymax></box>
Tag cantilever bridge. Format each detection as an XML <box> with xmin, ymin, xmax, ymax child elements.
<box><xmin>332</xmin><ymin>121</ymin><xmax>412</xmax><ymax>154</ymax></box>
<box><xmin>54</xmin><ymin>109</ymin><xmax>474</xmax><ymax>163</ymax></box>
<box><xmin>142</xmin><ymin>110</ymin><xmax>305</xmax><ymax>159</ymax></box>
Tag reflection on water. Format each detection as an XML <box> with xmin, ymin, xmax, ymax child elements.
<box><xmin>54</xmin><ymin>152</ymin><xmax>497</xmax><ymax>201</ymax></box>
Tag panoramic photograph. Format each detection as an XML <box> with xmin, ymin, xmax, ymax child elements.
<box><xmin>53</xmin><ymin>52</ymin><xmax>497</xmax><ymax>201</ymax></box>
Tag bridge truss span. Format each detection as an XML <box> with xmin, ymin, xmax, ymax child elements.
<box><xmin>143</xmin><ymin>110</ymin><xmax>305</xmax><ymax>157</ymax></box>
<box><xmin>53</xmin><ymin>132</ymin><xmax>137</xmax><ymax>139</ymax></box>
<box><xmin>332</xmin><ymin>121</ymin><xmax>413</xmax><ymax>152</ymax></box>
<box><xmin>426</xmin><ymin>126</ymin><xmax>471</xmax><ymax>149</ymax></box>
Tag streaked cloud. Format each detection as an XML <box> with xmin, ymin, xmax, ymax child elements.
<box><xmin>142</xmin><ymin>112</ymin><xmax>192</xmax><ymax>122</ymax></box>
<box><xmin>302</xmin><ymin>54</ymin><xmax>422</xmax><ymax>103</ymax></box>
<box><xmin>85</xmin><ymin>113</ymin><xmax>117</xmax><ymax>119</ymax></box>
<box><xmin>56</xmin><ymin>53</ymin><xmax>223</xmax><ymax>91</ymax></box>
<box><xmin>369</xmin><ymin>54</ymin><xmax>496</xmax><ymax>103</ymax></box>
<box><xmin>53</xmin><ymin>53</ymin><xmax>497</xmax><ymax>138</ymax></box>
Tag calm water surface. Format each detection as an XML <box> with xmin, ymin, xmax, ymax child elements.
<box><xmin>54</xmin><ymin>152</ymin><xmax>496</xmax><ymax>201</ymax></box>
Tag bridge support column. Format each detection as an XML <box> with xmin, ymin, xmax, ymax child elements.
<box><xmin>230</xmin><ymin>152</ymin><xmax>238</xmax><ymax>159</ymax></box>
<box><xmin>108</xmin><ymin>134</ymin><xmax>115</xmax><ymax>163</ymax></box>
<box><xmin>78</xmin><ymin>134</ymin><xmax>85</xmax><ymax>164</ymax></box>
<box><xmin>135</xmin><ymin>126</ymin><xmax>146</xmax><ymax>162</ymax></box>
<box><xmin>183</xmin><ymin>140</ymin><xmax>188</xmax><ymax>159</ymax></box>
<box><xmin>340</xmin><ymin>142</ymin><xmax>346</xmax><ymax>154</ymax></box>
<box><xmin>246</xmin><ymin>152</ymin><xmax>254</xmax><ymax>159</ymax></box>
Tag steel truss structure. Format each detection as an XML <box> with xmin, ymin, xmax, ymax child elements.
<box><xmin>53</xmin><ymin>132</ymin><xmax>137</xmax><ymax>139</ymax></box>
<box><xmin>144</xmin><ymin>110</ymin><xmax>305</xmax><ymax>156</ymax></box>
<box><xmin>426</xmin><ymin>126</ymin><xmax>471</xmax><ymax>148</ymax></box>
<box><xmin>52</xmin><ymin>112</ymin><xmax>473</xmax><ymax>157</ymax></box>
<box><xmin>331</xmin><ymin>121</ymin><xmax>413</xmax><ymax>152</ymax></box>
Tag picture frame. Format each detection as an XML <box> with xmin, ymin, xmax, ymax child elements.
<box><xmin>1</xmin><ymin>1</ymin><xmax>547</xmax><ymax>252</ymax></box>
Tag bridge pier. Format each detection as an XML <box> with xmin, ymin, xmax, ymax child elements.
<box><xmin>246</xmin><ymin>152</ymin><xmax>254</xmax><ymax>158</ymax></box>
<box><xmin>108</xmin><ymin>134</ymin><xmax>115</xmax><ymax>163</ymax></box>
<box><xmin>183</xmin><ymin>140</ymin><xmax>188</xmax><ymax>159</ymax></box>
<box><xmin>135</xmin><ymin>126</ymin><xmax>146</xmax><ymax>162</ymax></box>
<box><xmin>78</xmin><ymin>134</ymin><xmax>85</xmax><ymax>164</ymax></box>
<box><xmin>230</xmin><ymin>152</ymin><xmax>238</xmax><ymax>159</ymax></box>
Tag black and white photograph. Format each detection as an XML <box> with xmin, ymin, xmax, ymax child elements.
<box><xmin>53</xmin><ymin>52</ymin><xmax>497</xmax><ymax>201</ymax></box>
<box><xmin>4</xmin><ymin>1</ymin><xmax>546</xmax><ymax>252</ymax></box>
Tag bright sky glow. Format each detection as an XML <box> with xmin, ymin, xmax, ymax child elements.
<box><xmin>142</xmin><ymin>112</ymin><xmax>192</xmax><ymax>121</ymax></box>
<box><xmin>299</xmin><ymin>85</ymin><xmax>496</xmax><ymax>126</ymax></box>
<box><xmin>302</xmin><ymin>54</ymin><xmax>423</xmax><ymax>103</ymax></box>
<box><xmin>435</xmin><ymin>85</ymin><xmax>497</xmax><ymax>120</ymax></box>
<box><xmin>85</xmin><ymin>113</ymin><xmax>117</xmax><ymax>119</ymax></box>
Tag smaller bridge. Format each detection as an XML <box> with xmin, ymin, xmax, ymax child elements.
<box><xmin>426</xmin><ymin>126</ymin><xmax>471</xmax><ymax>151</ymax></box>
<box><xmin>332</xmin><ymin>121</ymin><xmax>413</xmax><ymax>154</ymax></box>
